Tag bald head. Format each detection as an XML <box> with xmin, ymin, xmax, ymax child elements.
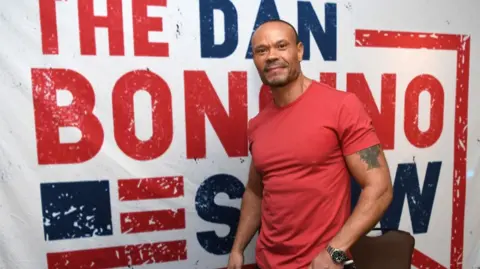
<box><xmin>251</xmin><ymin>20</ymin><xmax>304</xmax><ymax>88</ymax></box>
<box><xmin>252</xmin><ymin>19</ymin><xmax>300</xmax><ymax>45</ymax></box>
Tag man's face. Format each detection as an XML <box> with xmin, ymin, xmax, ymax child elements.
<box><xmin>251</xmin><ymin>22</ymin><xmax>303</xmax><ymax>88</ymax></box>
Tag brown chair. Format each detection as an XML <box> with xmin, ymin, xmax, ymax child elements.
<box><xmin>350</xmin><ymin>229</ymin><xmax>415</xmax><ymax>269</ymax></box>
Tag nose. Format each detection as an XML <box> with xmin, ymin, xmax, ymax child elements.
<box><xmin>266</xmin><ymin>48</ymin><xmax>280</xmax><ymax>61</ymax></box>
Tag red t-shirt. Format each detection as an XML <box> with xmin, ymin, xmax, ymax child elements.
<box><xmin>248</xmin><ymin>81</ymin><xmax>380</xmax><ymax>269</ymax></box>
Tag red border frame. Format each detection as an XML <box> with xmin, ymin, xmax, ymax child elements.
<box><xmin>355</xmin><ymin>29</ymin><xmax>470</xmax><ymax>269</ymax></box>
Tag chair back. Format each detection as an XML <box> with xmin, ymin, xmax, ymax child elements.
<box><xmin>350</xmin><ymin>229</ymin><xmax>415</xmax><ymax>269</ymax></box>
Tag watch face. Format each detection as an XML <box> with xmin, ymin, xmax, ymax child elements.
<box><xmin>332</xmin><ymin>250</ymin><xmax>347</xmax><ymax>263</ymax></box>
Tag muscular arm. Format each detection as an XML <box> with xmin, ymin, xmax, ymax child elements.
<box><xmin>329</xmin><ymin>144</ymin><xmax>393</xmax><ymax>251</ymax></box>
<box><xmin>231</xmin><ymin>161</ymin><xmax>263</xmax><ymax>253</ymax></box>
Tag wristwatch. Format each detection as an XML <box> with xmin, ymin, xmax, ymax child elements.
<box><xmin>326</xmin><ymin>245</ymin><xmax>349</xmax><ymax>264</ymax></box>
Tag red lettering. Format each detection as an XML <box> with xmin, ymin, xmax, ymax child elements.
<box><xmin>78</xmin><ymin>0</ymin><xmax>124</xmax><ymax>55</ymax></box>
<box><xmin>39</xmin><ymin>0</ymin><xmax>59</xmax><ymax>54</ymax></box>
<box><xmin>112</xmin><ymin>70</ymin><xmax>173</xmax><ymax>160</ymax></box>
<box><xmin>132</xmin><ymin>0</ymin><xmax>169</xmax><ymax>57</ymax></box>
<box><xmin>404</xmin><ymin>74</ymin><xmax>444</xmax><ymax>148</ymax></box>
<box><xmin>184</xmin><ymin>71</ymin><xmax>248</xmax><ymax>159</ymax></box>
<box><xmin>259</xmin><ymin>85</ymin><xmax>272</xmax><ymax>112</ymax></box>
<box><xmin>320</xmin><ymin>72</ymin><xmax>337</xmax><ymax>88</ymax></box>
<box><xmin>346</xmin><ymin>73</ymin><xmax>396</xmax><ymax>150</ymax></box>
<box><xmin>31</xmin><ymin>68</ymin><xmax>104</xmax><ymax>164</ymax></box>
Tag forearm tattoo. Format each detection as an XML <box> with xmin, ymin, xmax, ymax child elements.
<box><xmin>357</xmin><ymin>144</ymin><xmax>381</xmax><ymax>170</ymax></box>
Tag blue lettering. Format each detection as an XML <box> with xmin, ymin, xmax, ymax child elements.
<box><xmin>195</xmin><ymin>174</ymin><xmax>245</xmax><ymax>255</ymax></box>
<box><xmin>245</xmin><ymin>0</ymin><xmax>280</xmax><ymax>58</ymax></box>
<box><xmin>298</xmin><ymin>2</ymin><xmax>337</xmax><ymax>61</ymax></box>
<box><xmin>199</xmin><ymin>0</ymin><xmax>238</xmax><ymax>58</ymax></box>
<box><xmin>351</xmin><ymin>161</ymin><xmax>442</xmax><ymax>234</ymax></box>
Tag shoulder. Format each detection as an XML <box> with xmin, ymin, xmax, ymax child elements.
<box><xmin>307</xmin><ymin>81</ymin><xmax>362</xmax><ymax>116</ymax></box>
<box><xmin>309</xmin><ymin>81</ymin><xmax>354</xmax><ymax>103</ymax></box>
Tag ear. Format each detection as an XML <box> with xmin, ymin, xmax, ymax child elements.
<box><xmin>296</xmin><ymin>42</ymin><xmax>304</xmax><ymax>62</ymax></box>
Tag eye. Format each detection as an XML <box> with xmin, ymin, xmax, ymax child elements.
<box><xmin>255</xmin><ymin>47</ymin><xmax>267</xmax><ymax>55</ymax></box>
<box><xmin>277</xmin><ymin>43</ymin><xmax>288</xmax><ymax>50</ymax></box>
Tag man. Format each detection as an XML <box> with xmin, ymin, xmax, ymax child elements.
<box><xmin>227</xmin><ymin>19</ymin><xmax>394</xmax><ymax>269</ymax></box>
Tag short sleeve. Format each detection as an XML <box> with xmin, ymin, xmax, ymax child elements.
<box><xmin>337</xmin><ymin>93</ymin><xmax>381</xmax><ymax>156</ymax></box>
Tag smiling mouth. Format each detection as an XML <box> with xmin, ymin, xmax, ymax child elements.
<box><xmin>266</xmin><ymin>66</ymin><xmax>285</xmax><ymax>72</ymax></box>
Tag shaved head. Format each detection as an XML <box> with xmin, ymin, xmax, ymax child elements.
<box><xmin>253</xmin><ymin>19</ymin><xmax>300</xmax><ymax>44</ymax></box>
<box><xmin>251</xmin><ymin>20</ymin><xmax>304</xmax><ymax>88</ymax></box>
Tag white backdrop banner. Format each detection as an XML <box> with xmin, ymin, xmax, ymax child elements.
<box><xmin>0</xmin><ymin>0</ymin><xmax>479</xmax><ymax>268</ymax></box>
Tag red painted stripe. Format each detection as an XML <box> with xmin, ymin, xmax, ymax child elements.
<box><xmin>120</xmin><ymin>209</ymin><xmax>186</xmax><ymax>234</ymax></box>
<box><xmin>412</xmin><ymin>249</ymin><xmax>447</xmax><ymax>269</ymax></box>
<box><xmin>47</xmin><ymin>240</ymin><xmax>187</xmax><ymax>269</ymax></box>
<box><xmin>355</xmin><ymin>29</ymin><xmax>460</xmax><ymax>50</ymax></box>
<box><xmin>118</xmin><ymin>176</ymin><xmax>184</xmax><ymax>201</ymax></box>
<box><xmin>450</xmin><ymin>35</ymin><xmax>469</xmax><ymax>269</ymax></box>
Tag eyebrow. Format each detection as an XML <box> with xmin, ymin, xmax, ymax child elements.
<box><xmin>253</xmin><ymin>39</ymin><xmax>290</xmax><ymax>49</ymax></box>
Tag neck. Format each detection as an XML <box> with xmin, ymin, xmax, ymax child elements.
<box><xmin>271</xmin><ymin>74</ymin><xmax>312</xmax><ymax>107</ymax></box>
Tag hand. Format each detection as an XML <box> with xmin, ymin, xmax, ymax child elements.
<box><xmin>308</xmin><ymin>249</ymin><xmax>344</xmax><ymax>269</ymax></box>
<box><xmin>227</xmin><ymin>250</ymin><xmax>244</xmax><ymax>269</ymax></box>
